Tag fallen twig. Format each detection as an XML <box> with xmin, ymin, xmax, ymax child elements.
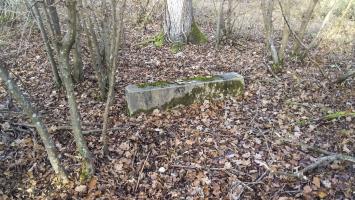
<box><xmin>171</xmin><ymin>164</ymin><xmax>251</xmax><ymax>178</ymax></box>
<box><xmin>134</xmin><ymin>152</ymin><xmax>150</xmax><ymax>192</ymax></box>
<box><xmin>334</xmin><ymin>69</ymin><xmax>355</xmax><ymax>84</ymax></box>
<box><xmin>171</xmin><ymin>163</ymin><xmax>256</xmax><ymax>193</ymax></box>
<box><xmin>10</xmin><ymin>122</ymin><xmax>126</xmax><ymax>135</ymax></box>
<box><xmin>260</xmin><ymin>138</ymin><xmax>355</xmax><ymax>180</ymax></box>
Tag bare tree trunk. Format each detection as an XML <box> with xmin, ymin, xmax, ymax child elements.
<box><xmin>72</xmin><ymin>13</ymin><xmax>83</xmax><ymax>83</ymax></box>
<box><xmin>26</xmin><ymin>0</ymin><xmax>62</xmax><ymax>87</ymax></box>
<box><xmin>224</xmin><ymin>0</ymin><xmax>236</xmax><ymax>37</ymax></box>
<box><xmin>278</xmin><ymin>0</ymin><xmax>290</xmax><ymax>62</ymax></box>
<box><xmin>308</xmin><ymin>1</ymin><xmax>337</xmax><ymax>50</ymax></box>
<box><xmin>0</xmin><ymin>66</ymin><xmax>68</xmax><ymax>183</ymax></box>
<box><xmin>292</xmin><ymin>0</ymin><xmax>319</xmax><ymax>55</ymax></box>
<box><xmin>46</xmin><ymin>0</ymin><xmax>61</xmax><ymax>36</ymax></box>
<box><xmin>84</xmin><ymin>16</ymin><xmax>108</xmax><ymax>99</ymax></box>
<box><xmin>102</xmin><ymin>0</ymin><xmax>126</xmax><ymax>155</ymax></box>
<box><xmin>164</xmin><ymin>0</ymin><xmax>193</xmax><ymax>43</ymax></box>
<box><xmin>101</xmin><ymin>0</ymin><xmax>112</xmax><ymax>67</ymax></box>
<box><xmin>215</xmin><ymin>0</ymin><xmax>225</xmax><ymax>48</ymax></box>
<box><xmin>79</xmin><ymin>0</ymin><xmax>109</xmax><ymax>99</ymax></box>
<box><xmin>261</xmin><ymin>0</ymin><xmax>280</xmax><ymax>67</ymax></box>
<box><xmin>58</xmin><ymin>0</ymin><xmax>94</xmax><ymax>181</ymax></box>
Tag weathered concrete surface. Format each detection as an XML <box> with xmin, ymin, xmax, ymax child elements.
<box><xmin>125</xmin><ymin>72</ymin><xmax>244</xmax><ymax>115</ymax></box>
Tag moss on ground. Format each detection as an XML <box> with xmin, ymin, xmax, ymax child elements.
<box><xmin>153</xmin><ymin>32</ymin><xmax>165</xmax><ymax>48</ymax></box>
<box><xmin>171</xmin><ymin>42</ymin><xmax>184</xmax><ymax>53</ymax></box>
<box><xmin>137</xmin><ymin>80</ymin><xmax>170</xmax><ymax>88</ymax></box>
<box><xmin>323</xmin><ymin>111</ymin><xmax>355</xmax><ymax>120</ymax></box>
<box><xmin>272</xmin><ymin>63</ymin><xmax>282</xmax><ymax>73</ymax></box>
<box><xmin>138</xmin><ymin>32</ymin><xmax>165</xmax><ymax>47</ymax></box>
<box><xmin>0</xmin><ymin>14</ymin><xmax>12</xmax><ymax>24</ymax></box>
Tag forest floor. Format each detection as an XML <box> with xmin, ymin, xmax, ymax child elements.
<box><xmin>0</xmin><ymin>21</ymin><xmax>354</xmax><ymax>199</ymax></box>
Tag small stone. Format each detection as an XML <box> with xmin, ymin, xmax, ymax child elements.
<box><xmin>321</xmin><ymin>179</ymin><xmax>331</xmax><ymax>188</ymax></box>
<box><xmin>224</xmin><ymin>162</ymin><xmax>232</xmax><ymax>169</ymax></box>
<box><xmin>75</xmin><ymin>185</ymin><xmax>87</xmax><ymax>193</ymax></box>
<box><xmin>158</xmin><ymin>167</ymin><xmax>166</xmax><ymax>173</ymax></box>
<box><xmin>345</xmin><ymin>116</ymin><xmax>351</xmax><ymax>122</ymax></box>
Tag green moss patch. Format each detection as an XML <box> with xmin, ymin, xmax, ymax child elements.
<box><xmin>271</xmin><ymin>63</ymin><xmax>282</xmax><ymax>73</ymax></box>
<box><xmin>171</xmin><ymin>42</ymin><xmax>184</xmax><ymax>53</ymax></box>
<box><xmin>189</xmin><ymin>22</ymin><xmax>208</xmax><ymax>44</ymax></box>
<box><xmin>131</xmin><ymin>79</ymin><xmax>243</xmax><ymax>116</ymax></box>
<box><xmin>153</xmin><ymin>32</ymin><xmax>165</xmax><ymax>48</ymax></box>
<box><xmin>0</xmin><ymin>14</ymin><xmax>13</xmax><ymax>24</ymax></box>
<box><xmin>137</xmin><ymin>32</ymin><xmax>165</xmax><ymax>47</ymax></box>
<box><xmin>323</xmin><ymin>111</ymin><xmax>355</xmax><ymax>120</ymax></box>
<box><xmin>183</xmin><ymin>75</ymin><xmax>218</xmax><ymax>82</ymax></box>
<box><xmin>137</xmin><ymin>80</ymin><xmax>171</xmax><ymax>88</ymax></box>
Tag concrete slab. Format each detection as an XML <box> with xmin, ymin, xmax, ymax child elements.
<box><xmin>125</xmin><ymin>72</ymin><xmax>244</xmax><ymax>115</ymax></box>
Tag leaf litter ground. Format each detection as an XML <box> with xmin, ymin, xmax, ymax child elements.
<box><xmin>0</xmin><ymin>25</ymin><xmax>354</xmax><ymax>199</ymax></box>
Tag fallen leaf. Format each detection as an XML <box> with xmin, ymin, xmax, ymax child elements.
<box><xmin>318</xmin><ymin>191</ymin><xmax>327</xmax><ymax>199</ymax></box>
<box><xmin>88</xmin><ymin>177</ymin><xmax>97</xmax><ymax>192</ymax></box>
<box><xmin>312</xmin><ymin>177</ymin><xmax>321</xmax><ymax>188</ymax></box>
<box><xmin>303</xmin><ymin>185</ymin><xmax>312</xmax><ymax>194</ymax></box>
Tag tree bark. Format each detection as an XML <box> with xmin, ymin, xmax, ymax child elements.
<box><xmin>102</xmin><ymin>0</ymin><xmax>126</xmax><ymax>155</ymax></box>
<box><xmin>82</xmin><ymin>13</ymin><xmax>108</xmax><ymax>98</ymax></box>
<box><xmin>215</xmin><ymin>0</ymin><xmax>225</xmax><ymax>48</ymax></box>
<box><xmin>292</xmin><ymin>0</ymin><xmax>319</xmax><ymax>55</ymax></box>
<box><xmin>46</xmin><ymin>0</ymin><xmax>61</xmax><ymax>37</ymax></box>
<box><xmin>0</xmin><ymin>66</ymin><xmax>68</xmax><ymax>183</ymax></box>
<box><xmin>72</xmin><ymin>12</ymin><xmax>83</xmax><ymax>83</ymax></box>
<box><xmin>26</xmin><ymin>0</ymin><xmax>62</xmax><ymax>87</ymax></box>
<box><xmin>261</xmin><ymin>0</ymin><xmax>280</xmax><ymax>67</ymax></box>
<box><xmin>58</xmin><ymin>0</ymin><xmax>94</xmax><ymax>181</ymax></box>
<box><xmin>278</xmin><ymin>0</ymin><xmax>290</xmax><ymax>62</ymax></box>
<box><xmin>164</xmin><ymin>0</ymin><xmax>193</xmax><ymax>43</ymax></box>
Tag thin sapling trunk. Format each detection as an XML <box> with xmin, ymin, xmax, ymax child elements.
<box><xmin>58</xmin><ymin>0</ymin><xmax>94</xmax><ymax>181</ymax></box>
<box><xmin>0</xmin><ymin>66</ymin><xmax>68</xmax><ymax>183</ymax></box>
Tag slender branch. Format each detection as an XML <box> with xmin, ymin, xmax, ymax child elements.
<box><xmin>278</xmin><ymin>0</ymin><xmax>328</xmax><ymax>79</ymax></box>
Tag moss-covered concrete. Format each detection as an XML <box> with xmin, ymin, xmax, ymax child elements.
<box><xmin>183</xmin><ymin>75</ymin><xmax>217</xmax><ymax>82</ymax></box>
<box><xmin>137</xmin><ymin>80</ymin><xmax>170</xmax><ymax>88</ymax></box>
<box><xmin>159</xmin><ymin>79</ymin><xmax>243</xmax><ymax>112</ymax></box>
<box><xmin>126</xmin><ymin>72</ymin><xmax>244</xmax><ymax>116</ymax></box>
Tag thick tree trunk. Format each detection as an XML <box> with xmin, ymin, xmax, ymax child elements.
<box><xmin>278</xmin><ymin>0</ymin><xmax>290</xmax><ymax>62</ymax></box>
<box><xmin>164</xmin><ymin>0</ymin><xmax>193</xmax><ymax>43</ymax></box>
<box><xmin>58</xmin><ymin>0</ymin><xmax>94</xmax><ymax>181</ymax></box>
<box><xmin>26</xmin><ymin>0</ymin><xmax>62</xmax><ymax>87</ymax></box>
<box><xmin>261</xmin><ymin>0</ymin><xmax>280</xmax><ymax>67</ymax></box>
<box><xmin>292</xmin><ymin>0</ymin><xmax>319</xmax><ymax>55</ymax></box>
<box><xmin>0</xmin><ymin>66</ymin><xmax>68</xmax><ymax>183</ymax></box>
